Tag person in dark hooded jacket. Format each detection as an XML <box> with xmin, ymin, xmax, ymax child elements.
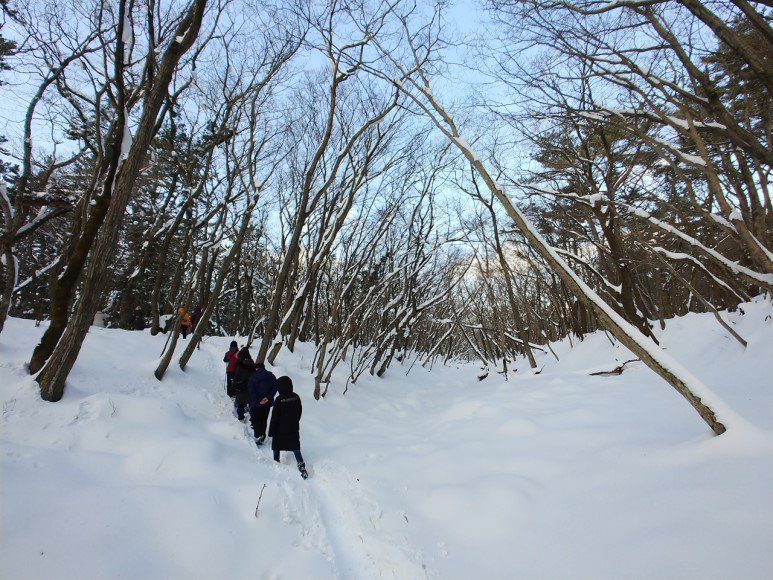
<box><xmin>247</xmin><ymin>361</ymin><xmax>277</xmax><ymax>445</ymax></box>
<box><xmin>130</xmin><ymin>309</ymin><xmax>145</xmax><ymax>331</ymax></box>
<box><xmin>190</xmin><ymin>305</ymin><xmax>202</xmax><ymax>331</ymax></box>
<box><xmin>268</xmin><ymin>376</ymin><xmax>307</xmax><ymax>479</ymax></box>
<box><xmin>232</xmin><ymin>347</ymin><xmax>255</xmax><ymax>421</ymax></box>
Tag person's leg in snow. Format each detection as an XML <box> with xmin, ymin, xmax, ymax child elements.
<box><xmin>269</xmin><ymin>376</ymin><xmax>306</xmax><ymax>478</ymax></box>
<box><xmin>253</xmin><ymin>405</ymin><xmax>270</xmax><ymax>442</ymax></box>
<box><xmin>273</xmin><ymin>450</ymin><xmax>308</xmax><ymax>479</ymax></box>
<box><xmin>225</xmin><ymin>371</ymin><xmax>235</xmax><ymax>398</ymax></box>
<box><xmin>249</xmin><ymin>407</ymin><xmax>267</xmax><ymax>444</ymax></box>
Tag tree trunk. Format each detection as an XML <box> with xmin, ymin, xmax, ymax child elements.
<box><xmin>119</xmin><ymin>242</ymin><xmax>155</xmax><ymax>328</ymax></box>
<box><xmin>469</xmin><ymin>153</ymin><xmax>727</xmax><ymax>434</ymax></box>
<box><xmin>36</xmin><ymin>0</ymin><xmax>207</xmax><ymax>401</ymax></box>
<box><xmin>27</xmin><ymin>151</ymin><xmax>120</xmax><ymax>373</ymax></box>
<box><xmin>488</xmin><ymin>204</ymin><xmax>538</xmax><ymax>369</ymax></box>
<box><xmin>149</xmin><ymin>224</ymin><xmax>179</xmax><ymax>335</ymax></box>
<box><xmin>155</xmin><ymin>314</ymin><xmax>183</xmax><ymax>380</ymax></box>
<box><xmin>0</xmin><ymin>245</ymin><xmax>16</xmax><ymax>334</ymax></box>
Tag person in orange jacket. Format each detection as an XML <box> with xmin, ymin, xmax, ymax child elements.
<box><xmin>178</xmin><ymin>306</ymin><xmax>191</xmax><ymax>339</ymax></box>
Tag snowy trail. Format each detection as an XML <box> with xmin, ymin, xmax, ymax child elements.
<box><xmin>303</xmin><ymin>460</ymin><xmax>428</xmax><ymax>579</ymax></box>
<box><xmin>218</xmin><ymin>370</ymin><xmax>419</xmax><ymax>573</ymax></box>
<box><xmin>196</xmin><ymin>339</ymin><xmax>426</xmax><ymax>578</ymax></box>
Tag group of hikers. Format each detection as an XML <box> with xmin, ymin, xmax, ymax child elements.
<box><xmin>92</xmin><ymin>305</ymin><xmax>203</xmax><ymax>336</ymax></box>
<box><xmin>154</xmin><ymin>305</ymin><xmax>204</xmax><ymax>337</ymax></box>
<box><xmin>93</xmin><ymin>306</ymin><xmax>307</xmax><ymax>477</ymax></box>
<box><xmin>224</xmin><ymin>341</ymin><xmax>308</xmax><ymax>480</ymax></box>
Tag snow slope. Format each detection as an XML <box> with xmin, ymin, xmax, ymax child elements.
<box><xmin>1</xmin><ymin>298</ymin><xmax>772</xmax><ymax>579</ymax></box>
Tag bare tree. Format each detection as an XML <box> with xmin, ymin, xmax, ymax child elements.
<box><xmin>256</xmin><ymin>1</ymin><xmax>403</xmax><ymax>364</ymax></box>
<box><xmin>357</xmin><ymin>1</ymin><xmax>728</xmax><ymax>434</ymax></box>
<box><xmin>36</xmin><ymin>0</ymin><xmax>208</xmax><ymax>401</ymax></box>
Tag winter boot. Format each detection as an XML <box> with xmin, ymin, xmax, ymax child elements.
<box><xmin>255</xmin><ymin>435</ymin><xmax>265</xmax><ymax>446</ymax></box>
<box><xmin>298</xmin><ymin>461</ymin><xmax>308</xmax><ymax>480</ymax></box>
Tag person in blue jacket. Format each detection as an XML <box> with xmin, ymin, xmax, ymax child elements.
<box><xmin>247</xmin><ymin>361</ymin><xmax>277</xmax><ymax>445</ymax></box>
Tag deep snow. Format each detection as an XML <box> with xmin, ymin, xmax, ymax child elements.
<box><xmin>1</xmin><ymin>298</ymin><xmax>772</xmax><ymax>579</ymax></box>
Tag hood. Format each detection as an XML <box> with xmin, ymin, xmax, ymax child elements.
<box><xmin>276</xmin><ymin>375</ymin><xmax>293</xmax><ymax>396</ymax></box>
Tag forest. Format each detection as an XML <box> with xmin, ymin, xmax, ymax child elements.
<box><xmin>0</xmin><ymin>0</ymin><xmax>770</xmax><ymax>435</ymax></box>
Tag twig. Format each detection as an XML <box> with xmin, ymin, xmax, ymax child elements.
<box><xmin>254</xmin><ymin>483</ymin><xmax>267</xmax><ymax>518</ymax></box>
<box><xmin>589</xmin><ymin>358</ymin><xmax>640</xmax><ymax>376</ymax></box>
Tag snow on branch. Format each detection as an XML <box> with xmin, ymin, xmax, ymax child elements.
<box><xmin>651</xmin><ymin>247</ymin><xmax>747</xmax><ymax>302</ymax></box>
<box><xmin>622</xmin><ymin>205</ymin><xmax>773</xmax><ymax>289</ymax></box>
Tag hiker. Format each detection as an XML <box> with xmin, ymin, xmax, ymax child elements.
<box><xmin>130</xmin><ymin>309</ymin><xmax>145</xmax><ymax>331</ymax></box>
<box><xmin>178</xmin><ymin>307</ymin><xmax>191</xmax><ymax>339</ymax></box>
<box><xmin>223</xmin><ymin>340</ymin><xmax>238</xmax><ymax>398</ymax></box>
<box><xmin>247</xmin><ymin>361</ymin><xmax>277</xmax><ymax>446</ymax></box>
<box><xmin>269</xmin><ymin>376</ymin><xmax>308</xmax><ymax>479</ymax></box>
<box><xmin>190</xmin><ymin>304</ymin><xmax>202</xmax><ymax>331</ymax></box>
<box><xmin>233</xmin><ymin>346</ymin><xmax>255</xmax><ymax>422</ymax></box>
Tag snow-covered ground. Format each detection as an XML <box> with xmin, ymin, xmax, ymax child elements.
<box><xmin>2</xmin><ymin>298</ymin><xmax>772</xmax><ymax>579</ymax></box>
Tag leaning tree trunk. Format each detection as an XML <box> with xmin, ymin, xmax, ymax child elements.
<box><xmin>390</xmin><ymin>65</ymin><xmax>727</xmax><ymax>435</ymax></box>
<box><xmin>369</xmin><ymin>26</ymin><xmax>732</xmax><ymax>432</ymax></box>
<box><xmin>149</xmin><ymin>215</ymin><xmax>186</xmax><ymax>334</ymax></box>
<box><xmin>36</xmin><ymin>0</ymin><xmax>207</xmax><ymax>402</ymax></box>
<box><xmin>27</xmin><ymin>149</ymin><xmax>121</xmax><ymax>372</ymax></box>
<box><xmin>391</xmin><ymin>81</ymin><xmax>727</xmax><ymax>433</ymax></box>
<box><xmin>155</xmin><ymin>311</ymin><xmax>184</xmax><ymax>380</ymax></box>
<box><xmin>463</xmin><ymin>146</ymin><xmax>727</xmax><ymax>434</ymax></box>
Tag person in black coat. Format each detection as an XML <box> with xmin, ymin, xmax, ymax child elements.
<box><xmin>130</xmin><ymin>310</ymin><xmax>145</xmax><ymax>331</ymax></box>
<box><xmin>247</xmin><ymin>361</ymin><xmax>277</xmax><ymax>445</ymax></box>
<box><xmin>269</xmin><ymin>376</ymin><xmax>307</xmax><ymax>479</ymax></box>
<box><xmin>232</xmin><ymin>347</ymin><xmax>255</xmax><ymax>422</ymax></box>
